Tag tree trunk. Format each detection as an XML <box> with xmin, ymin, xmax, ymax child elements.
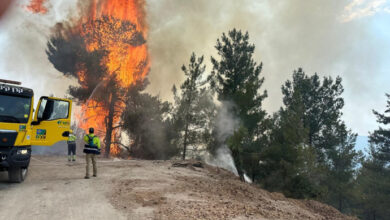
<box><xmin>338</xmin><ymin>194</ymin><xmax>343</xmax><ymax>212</ymax></box>
<box><xmin>232</xmin><ymin>149</ymin><xmax>244</xmax><ymax>181</ymax></box>
<box><xmin>104</xmin><ymin>92</ymin><xmax>116</xmax><ymax>158</ymax></box>
<box><xmin>182</xmin><ymin>89</ymin><xmax>193</xmax><ymax>161</ymax></box>
<box><xmin>182</xmin><ymin>122</ymin><xmax>189</xmax><ymax>160</ymax></box>
<box><xmin>131</xmin><ymin>135</ymin><xmax>140</xmax><ymax>157</ymax></box>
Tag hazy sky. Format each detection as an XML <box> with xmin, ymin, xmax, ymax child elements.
<box><xmin>0</xmin><ymin>0</ymin><xmax>389</xmax><ymax>136</ymax></box>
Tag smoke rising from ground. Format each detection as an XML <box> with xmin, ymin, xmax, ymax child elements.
<box><xmin>205</xmin><ymin>101</ymin><xmax>239</xmax><ymax>175</ymax></box>
<box><xmin>204</xmin><ymin>101</ymin><xmax>255</xmax><ymax>183</ymax></box>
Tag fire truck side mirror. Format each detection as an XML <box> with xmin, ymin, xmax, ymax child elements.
<box><xmin>31</xmin><ymin>121</ymin><xmax>40</xmax><ymax>125</ymax></box>
<box><xmin>62</xmin><ymin>131</ymin><xmax>70</xmax><ymax>137</ymax></box>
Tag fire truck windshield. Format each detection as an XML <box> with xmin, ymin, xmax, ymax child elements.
<box><xmin>0</xmin><ymin>94</ymin><xmax>31</xmax><ymax>123</ymax></box>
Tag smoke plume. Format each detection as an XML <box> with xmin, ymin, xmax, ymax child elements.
<box><xmin>145</xmin><ymin>0</ymin><xmax>390</xmax><ymax>136</ymax></box>
<box><xmin>205</xmin><ymin>101</ymin><xmax>239</xmax><ymax>175</ymax></box>
<box><xmin>0</xmin><ymin>0</ymin><xmax>78</xmax><ymax>107</ymax></box>
<box><xmin>0</xmin><ymin>0</ymin><xmax>389</xmax><ymax>138</ymax></box>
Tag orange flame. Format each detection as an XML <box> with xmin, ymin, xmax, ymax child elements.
<box><xmin>76</xmin><ymin>0</ymin><xmax>149</xmax><ymax>156</ymax></box>
<box><xmin>27</xmin><ymin>0</ymin><xmax>48</xmax><ymax>14</ymax></box>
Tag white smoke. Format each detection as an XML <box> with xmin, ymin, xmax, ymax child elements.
<box><xmin>1</xmin><ymin>0</ymin><xmax>388</xmax><ymax>138</ymax></box>
<box><xmin>0</xmin><ymin>0</ymin><xmax>78</xmax><ymax>106</ymax></box>
<box><xmin>146</xmin><ymin>0</ymin><xmax>390</xmax><ymax>137</ymax></box>
<box><xmin>204</xmin><ymin>101</ymin><xmax>253</xmax><ymax>183</ymax></box>
<box><xmin>207</xmin><ymin>147</ymin><xmax>239</xmax><ymax>176</ymax></box>
<box><xmin>244</xmin><ymin>173</ymin><xmax>252</xmax><ymax>184</ymax></box>
<box><xmin>205</xmin><ymin>101</ymin><xmax>239</xmax><ymax>176</ymax></box>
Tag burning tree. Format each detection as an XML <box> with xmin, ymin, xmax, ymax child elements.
<box><xmin>46</xmin><ymin>0</ymin><xmax>149</xmax><ymax>157</ymax></box>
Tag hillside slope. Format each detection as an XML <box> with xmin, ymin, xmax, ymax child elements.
<box><xmin>0</xmin><ymin>156</ymin><xmax>356</xmax><ymax>220</ymax></box>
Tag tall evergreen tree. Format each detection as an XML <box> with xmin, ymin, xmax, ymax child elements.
<box><xmin>274</xmin><ymin>68</ymin><xmax>359</xmax><ymax>207</ymax></box>
<box><xmin>209</xmin><ymin>29</ymin><xmax>268</xmax><ymax>179</ymax></box>
<box><xmin>356</xmin><ymin>94</ymin><xmax>390</xmax><ymax>220</ymax></box>
<box><xmin>281</xmin><ymin>68</ymin><xmax>345</xmax><ymax>162</ymax></box>
<box><xmin>46</xmin><ymin>17</ymin><xmax>146</xmax><ymax>157</ymax></box>
<box><xmin>260</xmin><ymin>92</ymin><xmax>311</xmax><ymax>197</ymax></box>
<box><xmin>325</xmin><ymin>124</ymin><xmax>360</xmax><ymax>212</ymax></box>
<box><xmin>370</xmin><ymin>93</ymin><xmax>390</xmax><ymax>163</ymax></box>
<box><xmin>173</xmin><ymin>53</ymin><xmax>216</xmax><ymax>160</ymax></box>
<box><xmin>122</xmin><ymin>80</ymin><xmax>179</xmax><ymax>160</ymax></box>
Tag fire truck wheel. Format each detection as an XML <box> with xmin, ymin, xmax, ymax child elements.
<box><xmin>8</xmin><ymin>167</ymin><xmax>28</xmax><ymax>183</ymax></box>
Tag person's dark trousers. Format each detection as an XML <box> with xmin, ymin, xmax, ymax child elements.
<box><xmin>68</xmin><ymin>143</ymin><xmax>76</xmax><ymax>161</ymax></box>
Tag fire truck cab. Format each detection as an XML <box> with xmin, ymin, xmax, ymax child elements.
<box><xmin>0</xmin><ymin>79</ymin><xmax>72</xmax><ymax>182</ymax></box>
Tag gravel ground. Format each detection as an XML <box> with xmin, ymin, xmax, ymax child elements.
<box><xmin>0</xmin><ymin>156</ymin><xmax>357</xmax><ymax>220</ymax></box>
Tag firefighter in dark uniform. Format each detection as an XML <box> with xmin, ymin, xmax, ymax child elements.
<box><xmin>83</xmin><ymin>128</ymin><xmax>101</xmax><ymax>179</ymax></box>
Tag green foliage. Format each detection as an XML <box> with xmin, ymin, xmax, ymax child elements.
<box><xmin>209</xmin><ymin>29</ymin><xmax>268</xmax><ymax>180</ymax></box>
<box><xmin>173</xmin><ymin>53</ymin><xmax>216</xmax><ymax>160</ymax></box>
<box><xmin>122</xmin><ymin>80</ymin><xmax>180</xmax><ymax>160</ymax></box>
<box><xmin>50</xmin><ymin>24</ymin><xmax>390</xmax><ymax>217</ymax></box>
<box><xmin>210</xmin><ymin>29</ymin><xmax>267</xmax><ymax>135</ymax></box>
<box><xmin>354</xmin><ymin>149</ymin><xmax>390</xmax><ymax>220</ymax></box>
<box><xmin>281</xmin><ymin>68</ymin><xmax>345</xmax><ymax>162</ymax></box>
<box><xmin>354</xmin><ymin>94</ymin><xmax>390</xmax><ymax>219</ymax></box>
<box><xmin>46</xmin><ymin>18</ymin><xmax>145</xmax><ymax>157</ymax></box>
<box><xmin>259</xmin><ymin>93</ymin><xmax>318</xmax><ymax>198</ymax></box>
<box><xmin>260</xmin><ymin>68</ymin><xmax>360</xmax><ymax>211</ymax></box>
<box><xmin>325</xmin><ymin>126</ymin><xmax>360</xmax><ymax>212</ymax></box>
<box><xmin>46</xmin><ymin>30</ymin><xmax>107</xmax><ymax>103</ymax></box>
<box><xmin>370</xmin><ymin>93</ymin><xmax>390</xmax><ymax>163</ymax></box>
<box><xmin>226</xmin><ymin>125</ymin><xmax>249</xmax><ymax>179</ymax></box>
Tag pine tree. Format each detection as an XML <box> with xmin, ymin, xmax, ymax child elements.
<box><xmin>325</xmin><ymin>124</ymin><xmax>360</xmax><ymax>212</ymax></box>
<box><xmin>259</xmin><ymin>92</ymin><xmax>310</xmax><ymax>197</ymax></box>
<box><xmin>356</xmin><ymin>94</ymin><xmax>390</xmax><ymax>219</ymax></box>
<box><xmin>259</xmin><ymin>89</ymin><xmax>327</xmax><ymax>198</ymax></box>
<box><xmin>275</xmin><ymin>68</ymin><xmax>359</xmax><ymax>207</ymax></box>
<box><xmin>46</xmin><ymin>17</ymin><xmax>146</xmax><ymax>157</ymax></box>
<box><xmin>173</xmin><ymin>53</ymin><xmax>216</xmax><ymax>160</ymax></box>
<box><xmin>370</xmin><ymin>94</ymin><xmax>390</xmax><ymax>162</ymax></box>
<box><xmin>122</xmin><ymin>80</ymin><xmax>179</xmax><ymax>159</ymax></box>
<box><xmin>281</xmin><ymin>68</ymin><xmax>345</xmax><ymax>162</ymax></box>
<box><xmin>209</xmin><ymin>29</ymin><xmax>268</xmax><ymax>179</ymax></box>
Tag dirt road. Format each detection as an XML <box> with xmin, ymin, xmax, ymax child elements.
<box><xmin>0</xmin><ymin>156</ymin><xmax>126</xmax><ymax>220</ymax></box>
<box><xmin>0</xmin><ymin>156</ymin><xmax>356</xmax><ymax>220</ymax></box>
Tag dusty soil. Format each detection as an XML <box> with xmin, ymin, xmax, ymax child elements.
<box><xmin>0</xmin><ymin>156</ymin><xmax>356</xmax><ymax>220</ymax></box>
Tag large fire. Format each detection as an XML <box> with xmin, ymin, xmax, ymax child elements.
<box><xmin>27</xmin><ymin>0</ymin><xmax>48</xmax><ymax>14</ymax></box>
<box><xmin>77</xmin><ymin>0</ymin><xmax>149</xmax><ymax>155</ymax></box>
<box><xmin>28</xmin><ymin>0</ymin><xmax>149</xmax><ymax>156</ymax></box>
